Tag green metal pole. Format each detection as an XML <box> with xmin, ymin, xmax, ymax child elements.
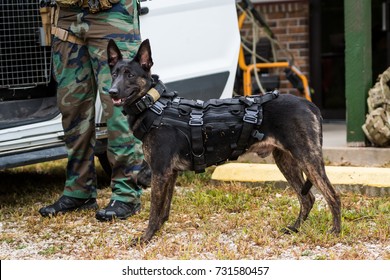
<box><xmin>344</xmin><ymin>0</ymin><xmax>372</xmax><ymax>146</ymax></box>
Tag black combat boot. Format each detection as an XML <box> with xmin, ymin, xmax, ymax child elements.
<box><xmin>39</xmin><ymin>196</ymin><xmax>98</xmax><ymax>217</ymax></box>
<box><xmin>95</xmin><ymin>200</ymin><xmax>141</xmax><ymax>221</ymax></box>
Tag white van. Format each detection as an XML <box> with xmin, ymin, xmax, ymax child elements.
<box><xmin>0</xmin><ymin>0</ymin><xmax>240</xmax><ymax>170</ymax></box>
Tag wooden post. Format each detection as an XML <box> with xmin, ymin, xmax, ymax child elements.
<box><xmin>344</xmin><ymin>0</ymin><xmax>372</xmax><ymax>146</ymax></box>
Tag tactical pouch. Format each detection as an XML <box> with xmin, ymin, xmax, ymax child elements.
<box><xmin>362</xmin><ymin>107</ymin><xmax>390</xmax><ymax>147</ymax></box>
<box><xmin>99</xmin><ymin>0</ymin><xmax>120</xmax><ymax>11</ymax></box>
<box><xmin>362</xmin><ymin>67</ymin><xmax>390</xmax><ymax>146</ymax></box>
<box><xmin>367</xmin><ymin>70</ymin><xmax>390</xmax><ymax>112</ymax></box>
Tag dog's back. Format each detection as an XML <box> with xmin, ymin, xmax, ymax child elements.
<box><xmin>261</xmin><ymin>94</ymin><xmax>323</xmax><ymax>149</ymax></box>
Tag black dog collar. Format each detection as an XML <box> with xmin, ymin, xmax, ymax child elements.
<box><xmin>122</xmin><ymin>80</ymin><xmax>167</xmax><ymax>115</ymax></box>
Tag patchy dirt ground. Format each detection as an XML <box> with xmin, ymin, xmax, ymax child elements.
<box><xmin>1</xmin><ymin>161</ymin><xmax>389</xmax><ymax>260</ymax></box>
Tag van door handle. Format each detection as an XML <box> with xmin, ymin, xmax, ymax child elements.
<box><xmin>140</xmin><ymin>7</ymin><xmax>149</xmax><ymax>16</ymax></box>
<box><xmin>139</xmin><ymin>0</ymin><xmax>149</xmax><ymax>16</ymax></box>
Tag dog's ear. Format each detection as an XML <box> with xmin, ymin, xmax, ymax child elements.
<box><xmin>135</xmin><ymin>39</ymin><xmax>154</xmax><ymax>72</ymax></box>
<box><xmin>107</xmin><ymin>39</ymin><xmax>123</xmax><ymax>69</ymax></box>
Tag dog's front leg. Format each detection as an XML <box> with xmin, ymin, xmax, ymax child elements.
<box><xmin>131</xmin><ymin>171</ymin><xmax>177</xmax><ymax>245</ymax></box>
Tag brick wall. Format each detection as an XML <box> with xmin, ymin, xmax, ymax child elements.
<box><xmin>239</xmin><ymin>0</ymin><xmax>310</xmax><ymax>96</ymax></box>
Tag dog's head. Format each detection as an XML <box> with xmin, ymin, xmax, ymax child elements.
<box><xmin>107</xmin><ymin>39</ymin><xmax>154</xmax><ymax>106</ymax></box>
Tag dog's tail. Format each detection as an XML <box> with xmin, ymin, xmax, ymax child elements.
<box><xmin>301</xmin><ymin>179</ymin><xmax>313</xmax><ymax>195</ymax></box>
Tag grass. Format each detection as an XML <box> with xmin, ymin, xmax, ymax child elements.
<box><xmin>0</xmin><ymin>159</ymin><xmax>389</xmax><ymax>260</ymax></box>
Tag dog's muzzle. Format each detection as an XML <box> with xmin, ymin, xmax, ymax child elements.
<box><xmin>109</xmin><ymin>88</ymin><xmax>123</xmax><ymax>106</ymax></box>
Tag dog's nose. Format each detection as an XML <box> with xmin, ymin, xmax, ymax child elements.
<box><xmin>109</xmin><ymin>88</ymin><xmax>118</xmax><ymax>96</ymax></box>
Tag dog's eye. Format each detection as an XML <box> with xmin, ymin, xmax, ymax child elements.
<box><xmin>112</xmin><ymin>73</ymin><xmax>118</xmax><ymax>79</ymax></box>
<box><xmin>124</xmin><ymin>69</ymin><xmax>134</xmax><ymax>78</ymax></box>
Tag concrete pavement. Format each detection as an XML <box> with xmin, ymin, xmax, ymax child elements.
<box><xmin>211</xmin><ymin>122</ymin><xmax>390</xmax><ymax>196</ymax></box>
<box><xmin>321</xmin><ymin>122</ymin><xmax>390</xmax><ymax>167</ymax></box>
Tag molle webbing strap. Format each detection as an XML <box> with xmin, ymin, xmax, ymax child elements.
<box><xmin>231</xmin><ymin>103</ymin><xmax>260</xmax><ymax>159</ymax></box>
<box><xmin>189</xmin><ymin>101</ymin><xmax>206</xmax><ymax>173</ymax></box>
<box><xmin>231</xmin><ymin>90</ymin><xmax>279</xmax><ymax>159</ymax></box>
<box><xmin>49</xmin><ymin>4</ymin><xmax>86</xmax><ymax>45</ymax></box>
<box><xmin>39</xmin><ymin>6</ymin><xmax>52</xmax><ymax>46</ymax></box>
<box><xmin>51</xmin><ymin>26</ymin><xmax>86</xmax><ymax>45</ymax></box>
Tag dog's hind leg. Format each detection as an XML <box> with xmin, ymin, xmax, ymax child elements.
<box><xmin>304</xmin><ymin>163</ymin><xmax>341</xmax><ymax>234</ymax></box>
<box><xmin>132</xmin><ymin>170</ymin><xmax>178</xmax><ymax>245</ymax></box>
<box><xmin>287</xmin><ymin>141</ymin><xmax>341</xmax><ymax>234</ymax></box>
<box><xmin>273</xmin><ymin>149</ymin><xmax>316</xmax><ymax>233</ymax></box>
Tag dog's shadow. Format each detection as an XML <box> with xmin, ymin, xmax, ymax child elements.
<box><xmin>0</xmin><ymin>160</ymin><xmax>110</xmax><ymax>206</ymax></box>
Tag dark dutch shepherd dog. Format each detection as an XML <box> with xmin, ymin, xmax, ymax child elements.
<box><xmin>107</xmin><ymin>39</ymin><xmax>341</xmax><ymax>244</ymax></box>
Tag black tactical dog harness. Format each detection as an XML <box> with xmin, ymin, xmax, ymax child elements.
<box><xmin>123</xmin><ymin>76</ymin><xmax>279</xmax><ymax>173</ymax></box>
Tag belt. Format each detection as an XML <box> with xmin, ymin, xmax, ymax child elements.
<box><xmin>83</xmin><ymin>0</ymin><xmax>119</xmax><ymax>13</ymax></box>
<box><xmin>55</xmin><ymin>0</ymin><xmax>119</xmax><ymax>13</ymax></box>
<box><xmin>51</xmin><ymin>26</ymin><xmax>86</xmax><ymax>45</ymax></box>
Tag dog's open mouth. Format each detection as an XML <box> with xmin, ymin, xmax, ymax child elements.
<box><xmin>111</xmin><ymin>97</ymin><xmax>125</xmax><ymax>106</ymax></box>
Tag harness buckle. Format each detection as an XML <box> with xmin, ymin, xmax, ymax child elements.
<box><xmin>252</xmin><ymin>130</ymin><xmax>265</xmax><ymax>140</ymax></box>
<box><xmin>195</xmin><ymin>99</ymin><xmax>204</xmax><ymax>107</ymax></box>
<box><xmin>189</xmin><ymin>110</ymin><xmax>204</xmax><ymax>126</ymax></box>
<box><xmin>243</xmin><ymin>107</ymin><xmax>258</xmax><ymax>124</ymax></box>
<box><xmin>134</xmin><ymin>99</ymin><xmax>147</xmax><ymax>113</ymax></box>
<box><xmin>150</xmin><ymin>101</ymin><xmax>166</xmax><ymax>115</ymax></box>
<box><xmin>172</xmin><ymin>97</ymin><xmax>181</xmax><ymax>104</ymax></box>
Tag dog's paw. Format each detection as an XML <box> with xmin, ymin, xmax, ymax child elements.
<box><xmin>327</xmin><ymin>227</ymin><xmax>341</xmax><ymax>235</ymax></box>
<box><xmin>130</xmin><ymin>236</ymin><xmax>144</xmax><ymax>247</ymax></box>
<box><xmin>282</xmin><ymin>226</ymin><xmax>299</xmax><ymax>235</ymax></box>
<box><xmin>130</xmin><ymin>234</ymin><xmax>152</xmax><ymax>247</ymax></box>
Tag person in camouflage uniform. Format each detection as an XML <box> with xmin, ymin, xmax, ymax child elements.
<box><xmin>39</xmin><ymin>0</ymin><xmax>145</xmax><ymax>221</ymax></box>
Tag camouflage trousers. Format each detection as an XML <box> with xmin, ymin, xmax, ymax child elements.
<box><xmin>52</xmin><ymin>0</ymin><xmax>143</xmax><ymax>204</ymax></box>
